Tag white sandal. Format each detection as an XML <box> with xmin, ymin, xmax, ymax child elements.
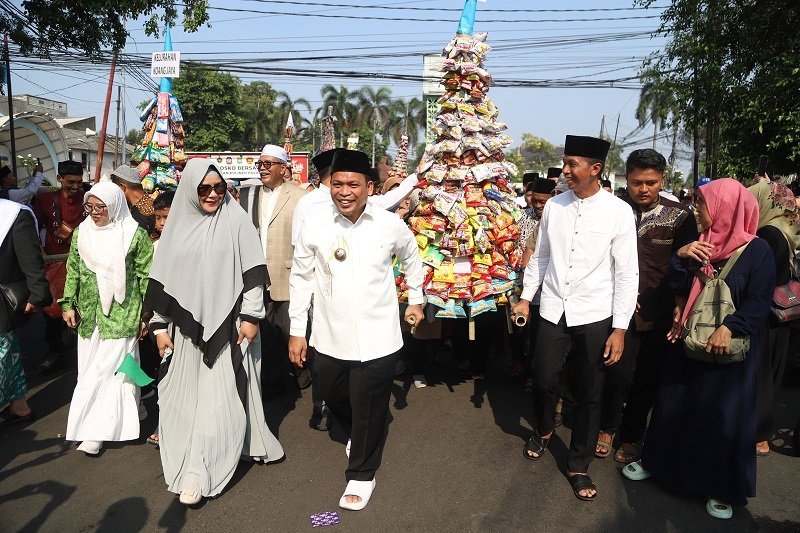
<box><xmin>706</xmin><ymin>498</ymin><xmax>732</xmax><ymax>519</ymax></box>
<box><xmin>338</xmin><ymin>479</ymin><xmax>376</xmax><ymax>511</ymax></box>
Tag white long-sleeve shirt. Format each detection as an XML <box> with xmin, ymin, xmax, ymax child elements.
<box><xmin>290</xmin><ymin>173</ymin><xmax>418</xmax><ymax>246</ymax></box>
<box><xmin>521</xmin><ymin>188</ymin><xmax>639</xmax><ymax>330</ymax></box>
<box><xmin>2</xmin><ymin>171</ymin><xmax>44</xmax><ymax>204</ymax></box>
<box><xmin>289</xmin><ymin>202</ymin><xmax>424</xmax><ymax>361</ymax></box>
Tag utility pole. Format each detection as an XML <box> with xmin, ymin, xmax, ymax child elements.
<box><xmin>3</xmin><ymin>34</ymin><xmax>17</xmax><ymax>180</ymax></box>
<box><xmin>94</xmin><ymin>55</ymin><xmax>116</xmax><ymax>182</ymax></box>
<box><xmin>114</xmin><ymin>85</ymin><xmax>121</xmax><ymax>168</ymax></box>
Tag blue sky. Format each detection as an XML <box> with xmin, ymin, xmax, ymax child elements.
<box><xmin>8</xmin><ymin>0</ymin><xmax>674</xmax><ymax>165</ymax></box>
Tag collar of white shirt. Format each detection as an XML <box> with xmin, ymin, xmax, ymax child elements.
<box><xmin>332</xmin><ymin>201</ymin><xmax>374</xmax><ymax>226</ymax></box>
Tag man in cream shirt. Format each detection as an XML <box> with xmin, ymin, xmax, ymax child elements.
<box><xmin>512</xmin><ymin>135</ymin><xmax>638</xmax><ymax>502</ymax></box>
<box><xmin>289</xmin><ymin>149</ymin><xmax>424</xmax><ymax>512</ymax></box>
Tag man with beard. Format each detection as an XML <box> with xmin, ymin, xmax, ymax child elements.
<box><xmin>512</xmin><ymin>135</ymin><xmax>638</xmax><ymax>501</ymax></box>
<box><xmin>595</xmin><ymin>148</ymin><xmax>697</xmax><ymax>463</ymax></box>
<box><xmin>32</xmin><ymin>160</ymin><xmax>88</xmax><ymax>374</ymax></box>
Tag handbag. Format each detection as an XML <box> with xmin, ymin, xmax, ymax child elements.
<box><xmin>772</xmin><ymin>280</ymin><xmax>800</xmax><ymax>322</ymax></box>
<box><xmin>0</xmin><ymin>280</ymin><xmax>30</xmax><ymax>332</ymax></box>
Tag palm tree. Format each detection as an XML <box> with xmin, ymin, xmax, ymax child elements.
<box><xmin>320</xmin><ymin>84</ymin><xmax>358</xmax><ymax>135</ymax></box>
<box><xmin>635</xmin><ymin>75</ymin><xmax>677</xmax><ymax>149</ymax></box>
<box><xmin>274</xmin><ymin>91</ymin><xmax>312</xmax><ymax>140</ymax></box>
<box><xmin>355</xmin><ymin>86</ymin><xmax>393</xmax><ymax>130</ymax></box>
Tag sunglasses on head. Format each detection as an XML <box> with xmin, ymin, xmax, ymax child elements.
<box><xmin>197</xmin><ymin>182</ymin><xmax>227</xmax><ymax>197</ymax></box>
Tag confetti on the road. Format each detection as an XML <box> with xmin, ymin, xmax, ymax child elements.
<box><xmin>310</xmin><ymin>511</ymin><xmax>340</xmax><ymax>527</ymax></box>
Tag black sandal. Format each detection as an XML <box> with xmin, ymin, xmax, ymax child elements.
<box><xmin>523</xmin><ymin>432</ymin><xmax>550</xmax><ymax>461</ymax></box>
<box><xmin>567</xmin><ymin>473</ymin><xmax>597</xmax><ymax>501</ymax></box>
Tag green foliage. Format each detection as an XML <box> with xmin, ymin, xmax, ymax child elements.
<box><xmin>517</xmin><ymin>133</ymin><xmax>561</xmax><ymax>172</ymax></box>
<box><xmin>1</xmin><ymin>1</ymin><xmax>210</xmax><ymax>57</ymax></box>
<box><xmin>171</xmin><ymin>66</ymin><xmax>246</xmax><ymax>152</ymax></box>
<box><xmin>638</xmin><ymin>0</ymin><xmax>800</xmax><ymax>175</ymax></box>
<box><xmin>125</xmin><ymin>128</ymin><xmax>140</xmax><ymax>146</ymax></box>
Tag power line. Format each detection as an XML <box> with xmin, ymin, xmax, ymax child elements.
<box><xmin>240</xmin><ymin>0</ymin><xmax>669</xmax><ymax>13</ymax></box>
<box><xmin>205</xmin><ymin>6</ymin><xmax>662</xmax><ymax>24</ymax></box>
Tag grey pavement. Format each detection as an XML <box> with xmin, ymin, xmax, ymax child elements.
<box><xmin>2</xmin><ymin>315</ymin><xmax>800</xmax><ymax>532</ymax></box>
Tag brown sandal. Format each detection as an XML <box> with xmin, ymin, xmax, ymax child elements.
<box><xmin>614</xmin><ymin>442</ymin><xmax>640</xmax><ymax>463</ymax></box>
<box><xmin>594</xmin><ymin>431</ymin><xmax>614</xmax><ymax>458</ymax></box>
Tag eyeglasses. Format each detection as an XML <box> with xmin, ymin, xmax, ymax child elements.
<box><xmin>83</xmin><ymin>203</ymin><xmax>107</xmax><ymax>213</ymax></box>
<box><xmin>197</xmin><ymin>182</ymin><xmax>227</xmax><ymax>197</ymax></box>
<box><xmin>255</xmin><ymin>160</ymin><xmax>285</xmax><ymax>171</ymax></box>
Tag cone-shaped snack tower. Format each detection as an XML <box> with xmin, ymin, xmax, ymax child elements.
<box><xmin>402</xmin><ymin>1</ymin><xmax>521</xmax><ymax>319</ymax></box>
<box><xmin>130</xmin><ymin>26</ymin><xmax>187</xmax><ymax>192</ymax></box>
<box><xmin>388</xmin><ymin>132</ymin><xmax>410</xmax><ymax>181</ymax></box>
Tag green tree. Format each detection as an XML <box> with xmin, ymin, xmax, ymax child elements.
<box><xmin>1</xmin><ymin>1</ymin><xmax>210</xmax><ymax>57</ymax></box>
<box><xmin>635</xmin><ymin>71</ymin><xmax>678</xmax><ymax>150</ymax></box>
<box><xmin>274</xmin><ymin>91</ymin><xmax>312</xmax><ymax>142</ymax></box>
<box><xmin>125</xmin><ymin>128</ymin><xmax>140</xmax><ymax>147</ymax></box>
<box><xmin>517</xmin><ymin>134</ymin><xmax>561</xmax><ymax>171</ymax></box>
<box><xmin>638</xmin><ymin>0</ymin><xmax>800</xmax><ymax>175</ymax></box>
<box><xmin>319</xmin><ymin>84</ymin><xmax>358</xmax><ymax>144</ymax></box>
<box><xmin>239</xmin><ymin>81</ymin><xmax>279</xmax><ymax>150</ymax></box>
<box><xmin>171</xmin><ymin>66</ymin><xmax>246</xmax><ymax>152</ymax></box>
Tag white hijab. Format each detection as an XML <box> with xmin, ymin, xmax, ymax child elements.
<box><xmin>0</xmin><ymin>198</ymin><xmax>26</xmax><ymax>245</ymax></box>
<box><xmin>77</xmin><ymin>182</ymin><xmax>139</xmax><ymax>316</ymax></box>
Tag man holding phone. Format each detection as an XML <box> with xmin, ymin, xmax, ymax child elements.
<box><xmin>32</xmin><ymin>160</ymin><xmax>87</xmax><ymax>374</ymax></box>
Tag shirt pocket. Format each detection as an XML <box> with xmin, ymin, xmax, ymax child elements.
<box><xmin>366</xmin><ymin>241</ymin><xmax>395</xmax><ymax>271</ymax></box>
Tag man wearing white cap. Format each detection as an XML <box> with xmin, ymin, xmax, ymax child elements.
<box><xmin>240</xmin><ymin>144</ymin><xmax>308</xmax><ymax>395</ymax></box>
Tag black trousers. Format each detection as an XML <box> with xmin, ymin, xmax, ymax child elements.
<box><xmin>452</xmin><ymin>312</ymin><xmax>502</xmax><ymax>374</ymax></box>
<box><xmin>600</xmin><ymin>327</ymin><xmax>671</xmax><ymax>441</ymax></box>
<box><xmin>756</xmin><ymin>319</ymin><xmax>790</xmax><ymax>442</ymax></box>
<box><xmin>315</xmin><ymin>350</ymin><xmax>398</xmax><ymax>482</ymax></box>
<box><xmin>260</xmin><ymin>298</ymin><xmax>290</xmax><ymax>389</ymax></box>
<box><xmin>533</xmin><ymin>314</ymin><xmax>612</xmax><ymax>473</ymax></box>
<box><xmin>44</xmin><ymin>314</ymin><xmax>67</xmax><ymax>354</ymax></box>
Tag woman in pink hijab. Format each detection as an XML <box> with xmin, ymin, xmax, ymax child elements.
<box><xmin>622</xmin><ymin>178</ymin><xmax>774</xmax><ymax>520</ymax></box>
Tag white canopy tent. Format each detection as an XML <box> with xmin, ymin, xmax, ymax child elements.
<box><xmin>0</xmin><ymin>111</ymin><xmax>69</xmax><ymax>184</ymax></box>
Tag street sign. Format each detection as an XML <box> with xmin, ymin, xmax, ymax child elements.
<box><xmin>150</xmin><ymin>51</ymin><xmax>181</xmax><ymax>78</ymax></box>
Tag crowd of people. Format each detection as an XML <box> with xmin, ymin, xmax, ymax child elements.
<box><xmin>0</xmin><ymin>135</ymin><xmax>797</xmax><ymax>518</ymax></box>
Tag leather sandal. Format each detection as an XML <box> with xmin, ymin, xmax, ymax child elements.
<box><xmin>567</xmin><ymin>473</ymin><xmax>597</xmax><ymax>501</ymax></box>
<box><xmin>523</xmin><ymin>432</ymin><xmax>550</xmax><ymax>461</ymax></box>
<box><xmin>595</xmin><ymin>431</ymin><xmax>614</xmax><ymax>458</ymax></box>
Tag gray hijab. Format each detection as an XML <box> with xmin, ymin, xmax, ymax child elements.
<box><xmin>147</xmin><ymin>159</ymin><xmax>266</xmax><ymax>351</ymax></box>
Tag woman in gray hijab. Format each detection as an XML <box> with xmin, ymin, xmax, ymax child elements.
<box><xmin>145</xmin><ymin>159</ymin><xmax>283</xmax><ymax>506</ymax></box>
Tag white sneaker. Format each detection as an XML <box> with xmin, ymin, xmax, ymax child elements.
<box><xmin>77</xmin><ymin>440</ymin><xmax>102</xmax><ymax>455</ymax></box>
<box><xmin>138</xmin><ymin>402</ymin><xmax>148</xmax><ymax>421</ymax></box>
<box><xmin>413</xmin><ymin>374</ymin><xmax>427</xmax><ymax>388</ymax></box>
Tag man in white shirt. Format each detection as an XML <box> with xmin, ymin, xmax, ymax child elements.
<box><xmin>512</xmin><ymin>135</ymin><xmax>638</xmax><ymax>501</ymax></box>
<box><xmin>291</xmin><ymin>149</ymin><xmax>420</xmax><ymax>247</ymax></box>
<box><xmin>288</xmin><ymin>149</ymin><xmax>424</xmax><ymax>511</ymax></box>
<box><xmin>0</xmin><ymin>162</ymin><xmax>45</xmax><ymax>204</ymax></box>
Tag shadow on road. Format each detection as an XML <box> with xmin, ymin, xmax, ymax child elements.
<box><xmin>96</xmin><ymin>497</ymin><xmax>150</xmax><ymax>532</ymax></box>
<box><xmin>0</xmin><ymin>480</ymin><xmax>76</xmax><ymax>532</ymax></box>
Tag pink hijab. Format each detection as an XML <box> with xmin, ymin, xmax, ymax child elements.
<box><xmin>682</xmin><ymin>178</ymin><xmax>759</xmax><ymax>325</ymax></box>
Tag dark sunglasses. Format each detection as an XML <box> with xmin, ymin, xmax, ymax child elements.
<box><xmin>255</xmin><ymin>160</ymin><xmax>284</xmax><ymax>170</ymax></box>
<box><xmin>197</xmin><ymin>183</ymin><xmax>227</xmax><ymax>197</ymax></box>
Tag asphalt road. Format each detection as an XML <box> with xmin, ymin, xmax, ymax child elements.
<box><xmin>2</xmin><ymin>315</ymin><xmax>799</xmax><ymax>533</ymax></box>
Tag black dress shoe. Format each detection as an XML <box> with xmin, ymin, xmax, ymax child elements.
<box><xmin>37</xmin><ymin>353</ymin><xmax>64</xmax><ymax>376</ymax></box>
<box><xmin>309</xmin><ymin>404</ymin><xmax>329</xmax><ymax>432</ymax></box>
<box><xmin>295</xmin><ymin>367</ymin><xmax>312</xmax><ymax>390</ymax></box>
